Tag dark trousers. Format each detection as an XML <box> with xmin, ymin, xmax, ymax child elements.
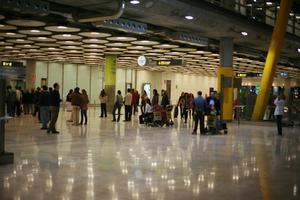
<box><xmin>7</xmin><ymin>102</ymin><xmax>15</xmax><ymax>117</ymax></box>
<box><xmin>15</xmin><ymin>101</ymin><xmax>21</xmax><ymax>116</ymax></box>
<box><xmin>194</xmin><ymin>111</ymin><xmax>205</xmax><ymax>134</ymax></box>
<box><xmin>113</xmin><ymin>105</ymin><xmax>121</xmax><ymax>121</ymax></box>
<box><xmin>100</xmin><ymin>103</ymin><xmax>107</xmax><ymax>117</ymax></box>
<box><xmin>125</xmin><ymin>105</ymin><xmax>132</xmax><ymax>121</ymax></box>
<box><xmin>133</xmin><ymin>105</ymin><xmax>138</xmax><ymax>115</ymax></box>
<box><xmin>49</xmin><ymin>106</ymin><xmax>59</xmax><ymax>131</ymax></box>
<box><xmin>276</xmin><ymin>115</ymin><xmax>283</xmax><ymax>135</ymax></box>
<box><xmin>184</xmin><ymin>108</ymin><xmax>189</xmax><ymax>123</ymax></box>
<box><xmin>80</xmin><ymin>110</ymin><xmax>87</xmax><ymax>124</ymax></box>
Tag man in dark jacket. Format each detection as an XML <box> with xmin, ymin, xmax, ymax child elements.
<box><xmin>39</xmin><ymin>85</ymin><xmax>50</xmax><ymax>130</ymax></box>
<box><xmin>48</xmin><ymin>83</ymin><xmax>61</xmax><ymax>134</ymax></box>
<box><xmin>161</xmin><ymin>90</ymin><xmax>169</xmax><ymax>108</ymax></box>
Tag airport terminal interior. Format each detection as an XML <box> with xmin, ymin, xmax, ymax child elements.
<box><xmin>0</xmin><ymin>0</ymin><xmax>300</xmax><ymax>199</ymax></box>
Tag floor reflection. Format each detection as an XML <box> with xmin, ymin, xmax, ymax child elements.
<box><xmin>0</xmin><ymin>109</ymin><xmax>299</xmax><ymax>199</ymax></box>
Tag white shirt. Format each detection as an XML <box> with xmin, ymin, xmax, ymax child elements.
<box><xmin>144</xmin><ymin>103</ymin><xmax>153</xmax><ymax>113</ymax></box>
<box><xmin>124</xmin><ymin>92</ymin><xmax>132</xmax><ymax>106</ymax></box>
<box><xmin>274</xmin><ymin>97</ymin><xmax>285</xmax><ymax>116</ymax></box>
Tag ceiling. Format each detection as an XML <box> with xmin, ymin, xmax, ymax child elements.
<box><xmin>0</xmin><ymin>0</ymin><xmax>300</xmax><ymax>79</ymax></box>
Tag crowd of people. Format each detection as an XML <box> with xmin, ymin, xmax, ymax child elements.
<box><xmin>5</xmin><ymin>84</ymin><xmax>285</xmax><ymax>136</ymax></box>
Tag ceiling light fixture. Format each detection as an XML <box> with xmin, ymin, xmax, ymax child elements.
<box><xmin>185</xmin><ymin>15</ymin><xmax>194</xmax><ymax>20</ymax></box>
<box><xmin>130</xmin><ymin>0</ymin><xmax>140</xmax><ymax>5</ymax></box>
<box><xmin>266</xmin><ymin>2</ymin><xmax>272</xmax><ymax>6</ymax></box>
<box><xmin>30</xmin><ymin>30</ymin><xmax>40</xmax><ymax>33</ymax></box>
<box><xmin>241</xmin><ymin>31</ymin><xmax>248</xmax><ymax>36</ymax></box>
<box><xmin>38</xmin><ymin>37</ymin><xmax>47</xmax><ymax>40</ymax></box>
<box><xmin>57</xmin><ymin>26</ymin><xmax>67</xmax><ymax>29</ymax></box>
<box><xmin>297</xmin><ymin>48</ymin><xmax>300</xmax><ymax>53</ymax></box>
<box><xmin>62</xmin><ymin>34</ymin><xmax>72</xmax><ymax>37</ymax></box>
<box><xmin>6</xmin><ymin>32</ymin><xmax>15</xmax><ymax>35</ymax></box>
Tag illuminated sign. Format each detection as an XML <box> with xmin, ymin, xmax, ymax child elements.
<box><xmin>156</xmin><ymin>59</ymin><xmax>183</xmax><ymax>66</ymax></box>
<box><xmin>1</xmin><ymin>61</ymin><xmax>24</xmax><ymax>68</ymax></box>
<box><xmin>236</xmin><ymin>73</ymin><xmax>247</xmax><ymax>78</ymax></box>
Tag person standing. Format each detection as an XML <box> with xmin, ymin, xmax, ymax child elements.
<box><xmin>6</xmin><ymin>86</ymin><xmax>17</xmax><ymax>117</ymax></box>
<box><xmin>124</xmin><ymin>89</ymin><xmax>133</xmax><ymax>121</ymax></box>
<box><xmin>80</xmin><ymin>89</ymin><xmax>89</xmax><ymax>125</ymax></box>
<box><xmin>39</xmin><ymin>85</ymin><xmax>50</xmax><ymax>130</ymax></box>
<box><xmin>23</xmin><ymin>89</ymin><xmax>30</xmax><ymax>114</ymax></box>
<box><xmin>66</xmin><ymin>89</ymin><xmax>73</xmax><ymax>122</ymax></box>
<box><xmin>140</xmin><ymin>90</ymin><xmax>148</xmax><ymax>114</ymax></box>
<box><xmin>183</xmin><ymin>93</ymin><xmax>190</xmax><ymax>123</ymax></box>
<box><xmin>33</xmin><ymin>87</ymin><xmax>41</xmax><ymax>120</ymax></box>
<box><xmin>131</xmin><ymin>89</ymin><xmax>138</xmax><ymax>115</ymax></box>
<box><xmin>152</xmin><ymin>89</ymin><xmax>159</xmax><ymax>107</ymax></box>
<box><xmin>161</xmin><ymin>90</ymin><xmax>169</xmax><ymax>108</ymax></box>
<box><xmin>15</xmin><ymin>86</ymin><xmax>22</xmax><ymax>117</ymax></box>
<box><xmin>48</xmin><ymin>83</ymin><xmax>61</xmax><ymax>134</ymax></box>
<box><xmin>274</xmin><ymin>93</ymin><xmax>285</xmax><ymax>136</ymax></box>
<box><xmin>99</xmin><ymin>89</ymin><xmax>108</xmax><ymax>118</ymax></box>
<box><xmin>112</xmin><ymin>90</ymin><xmax>123</xmax><ymax>122</ymax></box>
<box><xmin>70</xmin><ymin>87</ymin><xmax>82</xmax><ymax>125</ymax></box>
<box><xmin>192</xmin><ymin>91</ymin><xmax>207</xmax><ymax>135</ymax></box>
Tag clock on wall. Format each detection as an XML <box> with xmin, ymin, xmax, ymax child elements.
<box><xmin>137</xmin><ymin>55</ymin><xmax>147</xmax><ymax>67</ymax></box>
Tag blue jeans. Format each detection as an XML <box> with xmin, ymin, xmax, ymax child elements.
<box><xmin>40</xmin><ymin>106</ymin><xmax>49</xmax><ymax>128</ymax></box>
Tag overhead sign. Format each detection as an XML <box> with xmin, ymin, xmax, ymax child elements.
<box><xmin>156</xmin><ymin>59</ymin><xmax>184</xmax><ymax>66</ymax></box>
<box><xmin>235</xmin><ymin>73</ymin><xmax>262</xmax><ymax>78</ymax></box>
<box><xmin>1</xmin><ymin>61</ymin><xmax>24</xmax><ymax>68</ymax></box>
<box><xmin>0</xmin><ymin>61</ymin><xmax>26</xmax><ymax>79</ymax></box>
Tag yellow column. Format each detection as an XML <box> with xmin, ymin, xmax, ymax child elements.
<box><xmin>104</xmin><ymin>55</ymin><xmax>117</xmax><ymax>111</ymax></box>
<box><xmin>252</xmin><ymin>0</ymin><xmax>293</xmax><ymax>120</ymax></box>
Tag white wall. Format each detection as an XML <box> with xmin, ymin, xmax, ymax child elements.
<box><xmin>136</xmin><ymin>70</ymin><xmax>218</xmax><ymax>105</ymax></box>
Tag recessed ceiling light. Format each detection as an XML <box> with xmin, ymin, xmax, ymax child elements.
<box><xmin>62</xmin><ymin>34</ymin><xmax>72</xmax><ymax>37</ymax></box>
<box><xmin>0</xmin><ymin>24</ymin><xmax>4</xmax><ymax>27</ymax></box>
<box><xmin>90</xmin><ymin>32</ymin><xmax>99</xmax><ymax>35</ymax></box>
<box><xmin>57</xmin><ymin>26</ymin><xmax>67</xmax><ymax>29</ymax></box>
<box><xmin>38</xmin><ymin>37</ymin><xmax>47</xmax><ymax>40</ymax></box>
<box><xmin>185</xmin><ymin>15</ymin><xmax>194</xmax><ymax>20</ymax></box>
<box><xmin>6</xmin><ymin>32</ymin><xmax>15</xmax><ymax>35</ymax></box>
<box><xmin>130</xmin><ymin>0</ymin><xmax>140</xmax><ymax>5</ymax></box>
<box><xmin>266</xmin><ymin>2</ymin><xmax>272</xmax><ymax>6</ymax></box>
<box><xmin>297</xmin><ymin>48</ymin><xmax>300</xmax><ymax>53</ymax></box>
<box><xmin>30</xmin><ymin>30</ymin><xmax>40</xmax><ymax>33</ymax></box>
<box><xmin>241</xmin><ymin>31</ymin><xmax>248</xmax><ymax>36</ymax></box>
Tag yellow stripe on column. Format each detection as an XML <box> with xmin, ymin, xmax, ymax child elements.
<box><xmin>104</xmin><ymin>55</ymin><xmax>117</xmax><ymax>86</ymax></box>
<box><xmin>217</xmin><ymin>67</ymin><xmax>234</xmax><ymax>121</ymax></box>
<box><xmin>252</xmin><ymin>0</ymin><xmax>293</xmax><ymax>121</ymax></box>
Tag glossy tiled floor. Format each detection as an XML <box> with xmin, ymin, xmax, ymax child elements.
<box><xmin>0</xmin><ymin>108</ymin><xmax>299</xmax><ymax>200</ymax></box>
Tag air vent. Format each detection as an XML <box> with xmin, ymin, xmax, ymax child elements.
<box><xmin>0</xmin><ymin>0</ymin><xmax>49</xmax><ymax>15</ymax></box>
<box><xmin>94</xmin><ymin>18</ymin><xmax>147</xmax><ymax>34</ymax></box>
<box><xmin>170</xmin><ymin>32</ymin><xmax>208</xmax><ymax>46</ymax></box>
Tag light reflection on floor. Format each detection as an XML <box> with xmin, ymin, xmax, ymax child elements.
<box><xmin>0</xmin><ymin>109</ymin><xmax>299</xmax><ymax>200</ymax></box>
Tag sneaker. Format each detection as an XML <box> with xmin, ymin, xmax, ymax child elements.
<box><xmin>52</xmin><ymin>130</ymin><xmax>59</xmax><ymax>134</ymax></box>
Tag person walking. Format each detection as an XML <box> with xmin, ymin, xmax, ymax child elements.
<box><xmin>80</xmin><ymin>89</ymin><xmax>89</xmax><ymax>125</ymax></box>
<box><xmin>48</xmin><ymin>83</ymin><xmax>61</xmax><ymax>134</ymax></box>
<box><xmin>183</xmin><ymin>93</ymin><xmax>190</xmax><ymax>123</ymax></box>
<box><xmin>39</xmin><ymin>85</ymin><xmax>50</xmax><ymax>130</ymax></box>
<box><xmin>131</xmin><ymin>89</ymin><xmax>138</xmax><ymax>115</ymax></box>
<box><xmin>192</xmin><ymin>91</ymin><xmax>207</xmax><ymax>135</ymax></box>
<box><xmin>124</xmin><ymin>88</ymin><xmax>132</xmax><ymax>121</ymax></box>
<box><xmin>70</xmin><ymin>87</ymin><xmax>82</xmax><ymax>125</ymax></box>
<box><xmin>112</xmin><ymin>90</ymin><xmax>123</xmax><ymax>122</ymax></box>
<box><xmin>274</xmin><ymin>93</ymin><xmax>285</xmax><ymax>136</ymax></box>
<box><xmin>99</xmin><ymin>89</ymin><xmax>108</xmax><ymax>118</ymax></box>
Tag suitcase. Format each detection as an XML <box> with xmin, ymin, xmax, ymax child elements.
<box><xmin>174</xmin><ymin>106</ymin><xmax>178</xmax><ymax>118</ymax></box>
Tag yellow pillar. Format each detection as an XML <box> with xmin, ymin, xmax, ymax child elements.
<box><xmin>104</xmin><ymin>55</ymin><xmax>117</xmax><ymax>111</ymax></box>
<box><xmin>252</xmin><ymin>0</ymin><xmax>293</xmax><ymax>121</ymax></box>
<box><xmin>218</xmin><ymin>37</ymin><xmax>234</xmax><ymax>121</ymax></box>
